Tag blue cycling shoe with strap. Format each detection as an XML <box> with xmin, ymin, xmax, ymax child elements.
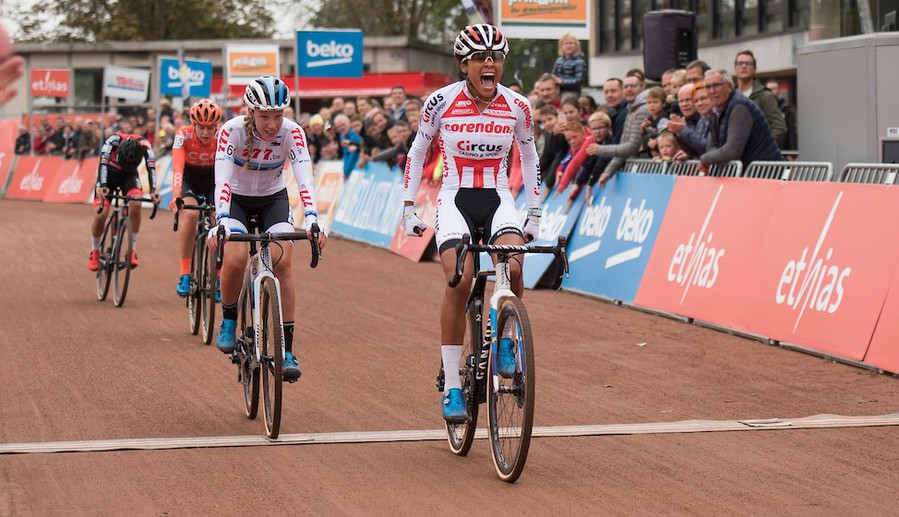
<box><xmin>442</xmin><ymin>388</ymin><xmax>468</xmax><ymax>423</ymax></box>
<box><xmin>176</xmin><ymin>274</ymin><xmax>191</xmax><ymax>297</ymax></box>
<box><xmin>283</xmin><ymin>351</ymin><xmax>301</xmax><ymax>382</ymax></box>
<box><xmin>497</xmin><ymin>337</ymin><xmax>518</xmax><ymax>378</ymax></box>
<box><xmin>217</xmin><ymin>319</ymin><xmax>237</xmax><ymax>354</ymax></box>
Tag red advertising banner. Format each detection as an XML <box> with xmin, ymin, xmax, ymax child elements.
<box><xmin>44</xmin><ymin>157</ymin><xmax>99</xmax><ymax>203</ymax></box>
<box><xmin>862</xmin><ymin>262</ymin><xmax>899</xmax><ymax>374</ymax></box>
<box><xmin>390</xmin><ymin>169</ymin><xmax>440</xmax><ymax>262</ymax></box>
<box><xmin>743</xmin><ymin>183</ymin><xmax>899</xmax><ymax>361</ymax></box>
<box><xmin>4</xmin><ymin>156</ymin><xmax>59</xmax><ymax>200</ymax></box>
<box><xmin>30</xmin><ymin>69</ymin><xmax>71</xmax><ymax>98</ymax></box>
<box><xmin>633</xmin><ymin>177</ymin><xmax>779</xmax><ymax>329</ymax></box>
<box><xmin>0</xmin><ymin>119</ymin><xmax>19</xmax><ymax>191</ymax></box>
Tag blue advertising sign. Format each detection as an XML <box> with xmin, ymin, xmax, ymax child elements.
<box><xmin>562</xmin><ymin>173</ymin><xmax>676</xmax><ymax>302</ymax></box>
<box><xmin>330</xmin><ymin>163</ymin><xmax>404</xmax><ymax>248</ymax></box>
<box><xmin>159</xmin><ymin>57</ymin><xmax>212</xmax><ymax>97</ymax></box>
<box><xmin>297</xmin><ymin>30</ymin><xmax>364</xmax><ymax>78</ymax></box>
<box><xmin>522</xmin><ymin>184</ymin><xmax>589</xmax><ymax>289</ymax></box>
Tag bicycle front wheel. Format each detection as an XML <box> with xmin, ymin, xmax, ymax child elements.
<box><xmin>201</xmin><ymin>239</ymin><xmax>217</xmax><ymax>345</ymax></box>
<box><xmin>238</xmin><ymin>284</ymin><xmax>259</xmax><ymax>419</ymax></box>
<box><xmin>96</xmin><ymin>212</ymin><xmax>116</xmax><ymax>301</ymax></box>
<box><xmin>187</xmin><ymin>238</ymin><xmax>202</xmax><ymax>335</ymax></box>
<box><xmin>260</xmin><ymin>276</ymin><xmax>283</xmax><ymax>438</ymax></box>
<box><xmin>487</xmin><ymin>297</ymin><xmax>535</xmax><ymax>483</ymax></box>
<box><xmin>446</xmin><ymin>300</ymin><xmax>482</xmax><ymax>456</ymax></box>
<box><xmin>113</xmin><ymin>218</ymin><xmax>133</xmax><ymax>307</ymax></box>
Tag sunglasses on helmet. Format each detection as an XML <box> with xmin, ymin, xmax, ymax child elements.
<box><xmin>464</xmin><ymin>50</ymin><xmax>506</xmax><ymax>63</ymax></box>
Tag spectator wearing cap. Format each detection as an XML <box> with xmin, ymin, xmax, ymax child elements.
<box><xmin>306</xmin><ymin>114</ymin><xmax>330</xmax><ymax>164</ymax></box>
<box><xmin>700</xmin><ymin>69</ymin><xmax>783</xmax><ymax>171</ymax></box>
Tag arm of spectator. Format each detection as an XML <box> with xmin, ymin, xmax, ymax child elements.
<box><xmin>370</xmin><ymin>144</ymin><xmax>402</xmax><ymax>163</ymax></box>
<box><xmin>700</xmin><ymin>105</ymin><xmax>752</xmax><ymax>166</ymax></box>
<box><xmin>677</xmin><ymin>124</ymin><xmax>708</xmax><ymax>156</ymax></box>
<box><xmin>557</xmin><ymin>136</ymin><xmax>592</xmax><ymax>192</ymax></box>
<box><xmin>596</xmin><ymin>108</ymin><xmax>649</xmax><ymax>159</ymax></box>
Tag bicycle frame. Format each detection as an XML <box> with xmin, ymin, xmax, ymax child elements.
<box><xmin>239</xmin><ymin>241</ymin><xmax>286</xmax><ymax>364</ymax></box>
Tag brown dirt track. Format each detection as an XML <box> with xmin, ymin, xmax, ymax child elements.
<box><xmin>1</xmin><ymin>199</ymin><xmax>898</xmax><ymax>516</ymax></box>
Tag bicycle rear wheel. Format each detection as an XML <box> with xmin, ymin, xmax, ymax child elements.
<box><xmin>113</xmin><ymin>218</ymin><xmax>133</xmax><ymax>307</ymax></box>
<box><xmin>187</xmin><ymin>238</ymin><xmax>202</xmax><ymax>335</ymax></box>
<box><xmin>96</xmin><ymin>212</ymin><xmax>116</xmax><ymax>301</ymax></box>
<box><xmin>487</xmin><ymin>297</ymin><xmax>535</xmax><ymax>483</ymax></box>
<box><xmin>260</xmin><ymin>276</ymin><xmax>283</xmax><ymax>438</ymax></box>
<box><xmin>201</xmin><ymin>239</ymin><xmax>217</xmax><ymax>345</ymax></box>
<box><xmin>446</xmin><ymin>300</ymin><xmax>482</xmax><ymax>456</ymax></box>
<box><xmin>238</xmin><ymin>285</ymin><xmax>259</xmax><ymax>419</ymax></box>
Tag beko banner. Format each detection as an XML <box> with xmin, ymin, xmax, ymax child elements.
<box><xmin>296</xmin><ymin>30</ymin><xmax>363</xmax><ymax>78</ymax></box>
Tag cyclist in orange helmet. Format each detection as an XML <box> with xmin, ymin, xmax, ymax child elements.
<box><xmin>172</xmin><ymin>98</ymin><xmax>223</xmax><ymax>296</ymax></box>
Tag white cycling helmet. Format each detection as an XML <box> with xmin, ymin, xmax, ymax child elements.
<box><xmin>243</xmin><ymin>75</ymin><xmax>291</xmax><ymax>111</ymax></box>
<box><xmin>453</xmin><ymin>24</ymin><xmax>509</xmax><ymax>60</ymax></box>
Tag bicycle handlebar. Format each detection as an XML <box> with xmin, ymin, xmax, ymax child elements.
<box><xmin>97</xmin><ymin>193</ymin><xmax>159</xmax><ymax>220</ymax></box>
<box><xmin>448</xmin><ymin>234</ymin><xmax>570</xmax><ymax>289</ymax></box>
<box><xmin>172</xmin><ymin>197</ymin><xmax>214</xmax><ymax>232</ymax></box>
<box><xmin>215</xmin><ymin>223</ymin><xmax>322</xmax><ymax>270</ymax></box>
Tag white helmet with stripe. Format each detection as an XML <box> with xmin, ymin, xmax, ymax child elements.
<box><xmin>453</xmin><ymin>24</ymin><xmax>509</xmax><ymax>60</ymax></box>
<box><xmin>243</xmin><ymin>75</ymin><xmax>291</xmax><ymax>111</ymax></box>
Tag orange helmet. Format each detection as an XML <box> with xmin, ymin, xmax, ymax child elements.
<box><xmin>189</xmin><ymin>98</ymin><xmax>222</xmax><ymax>126</ymax></box>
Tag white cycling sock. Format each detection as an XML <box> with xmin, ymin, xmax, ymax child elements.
<box><xmin>131</xmin><ymin>232</ymin><xmax>139</xmax><ymax>249</ymax></box>
<box><xmin>91</xmin><ymin>236</ymin><xmax>100</xmax><ymax>251</ymax></box>
<box><xmin>441</xmin><ymin>344</ymin><xmax>463</xmax><ymax>391</ymax></box>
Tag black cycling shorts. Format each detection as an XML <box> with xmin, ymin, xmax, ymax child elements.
<box><xmin>181</xmin><ymin>166</ymin><xmax>215</xmax><ymax>204</ymax></box>
<box><xmin>227</xmin><ymin>189</ymin><xmax>295</xmax><ymax>233</ymax></box>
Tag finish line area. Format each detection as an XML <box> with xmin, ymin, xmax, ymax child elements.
<box><xmin>4</xmin><ymin>412</ymin><xmax>898</xmax><ymax>455</ymax></box>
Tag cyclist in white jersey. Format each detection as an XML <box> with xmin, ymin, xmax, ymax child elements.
<box><xmin>208</xmin><ymin>75</ymin><xmax>327</xmax><ymax>381</ymax></box>
<box><xmin>402</xmin><ymin>24</ymin><xmax>542</xmax><ymax>422</ymax></box>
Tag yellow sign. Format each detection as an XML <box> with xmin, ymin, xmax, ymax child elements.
<box><xmin>225</xmin><ymin>45</ymin><xmax>280</xmax><ymax>85</ymax></box>
<box><xmin>498</xmin><ymin>0</ymin><xmax>590</xmax><ymax>39</ymax></box>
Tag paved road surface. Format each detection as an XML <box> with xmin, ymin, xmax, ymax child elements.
<box><xmin>1</xmin><ymin>200</ymin><xmax>898</xmax><ymax>515</ymax></box>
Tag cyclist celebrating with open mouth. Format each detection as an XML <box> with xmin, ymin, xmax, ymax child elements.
<box><xmin>172</xmin><ymin>98</ymin><xmax>222</xmax><ymax>297</ymax></box>
<box><xmin>402</xmin><ymin>24</ymin><xmax>542</xmax><ymax>422</ymax></box>
<box><xmin>209</xmin><ymin>75</ymin><xmax>326</xmax><ymax>381</ymax></box>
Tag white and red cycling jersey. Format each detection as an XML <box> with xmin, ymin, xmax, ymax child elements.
<box><xmin>403</xmin><ymin>81</ymin><xmax>541</xmax><ymax>210</ymax></box>
<box><xmin>214</xmin><ymin>116</ymin><xmax>318</xmax><ymax>222</ymax></box>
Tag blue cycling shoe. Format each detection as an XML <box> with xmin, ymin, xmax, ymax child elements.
<box><xmin>176</xmin><ymin>274</ymin><xmax>191</xmax><ymax>297</ymax></box>
<box><xmin>283</xmin><ymin>351</ymin><xmax>302</xmax><ymax>382</ymax></box>
<box><xmin>217</xmin><ymin>319</ymin><xmax>237</xmax><ymax>354</ymax></box>
<box><xmin>442</xmin><ymin>388</ymin><xmax>468</xmax><ymax>423</ymax></box>
<box><xmin>497</xmin><ymin>337</ymin><xmax>518</xmax><ymax>378</ymax></box>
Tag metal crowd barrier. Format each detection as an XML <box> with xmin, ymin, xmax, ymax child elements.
<box><xmin>707</xmin><ymin>161</ymin><xmax>743</xmax><ymax>177</ymax></box>
<box><xmin>744</xmin><ymin>161</ymin><xmax>833</xmax><ymax>182</ymax></box>
<box><xmin>622</xmin><ymin>158</ymin><xmax>669</xmax><ymax>174</ymax></box>
<box><xmin>668</xmin><ymin>160</ymin><xmax>701</xmax><ymax>176</ymax></box>
<box><xmin>837</xmin><ymin>163</ymin><xmax>899</xmax><ymax>184</ymax></box>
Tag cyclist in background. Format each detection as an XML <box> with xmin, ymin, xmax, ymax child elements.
<box><xmin>171</xmin><ymin>98</ymin><xmax>223</xmax><ymax>296</ymax></box>
<box><xmin>401</xmin><ymin>24</ymin><xmax>542</xmax><ymax>422</ymax></box>
<box><xmin>87</xmin><ymin>122</ymin><xmax>159</xmax><ymax>271</ymax></box>
<box><xmin>209</xmin><ymin>75</ymin><xmax>327</xmax><ymax>381</ymax></box>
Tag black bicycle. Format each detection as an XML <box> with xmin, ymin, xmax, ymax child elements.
<box><xmin>95</xmin><ymin>193</ymin><xmax>158</xmax><ymax>307</ymax></box>
<box><xmin>173</xmin><ymin>197</ymin><xmax>217</xmax><ymax>344</ymax></box>
<box><xmin>437</xmin><ymin>231</ymin><xmax>568</xmax><ymax>482</ymax></box>
<box><xmin>215</xmin><ymin>218</ymin><xmax>321</xmax><ymax>438</ymax></box>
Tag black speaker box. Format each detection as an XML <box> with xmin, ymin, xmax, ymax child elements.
<box><xmin>643</xmin><ymin>10</ymin><xmax>697</xmax><ymax>82</ymax></box>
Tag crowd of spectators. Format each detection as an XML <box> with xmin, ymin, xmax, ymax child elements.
<box><xmin>11</xmin><ymin>38</ymin><xmax>798</xmax><ymax>194</ymax></box>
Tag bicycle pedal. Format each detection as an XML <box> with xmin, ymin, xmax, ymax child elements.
<box><xmin>435</xmin><ymin>367</ymin><xmax>445</xmax><ymax>392</ymax></box>
<box><xmin>229</xmin><ymin>352</ymin><xmax>240</xmax><ymax>365</ymax></box>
